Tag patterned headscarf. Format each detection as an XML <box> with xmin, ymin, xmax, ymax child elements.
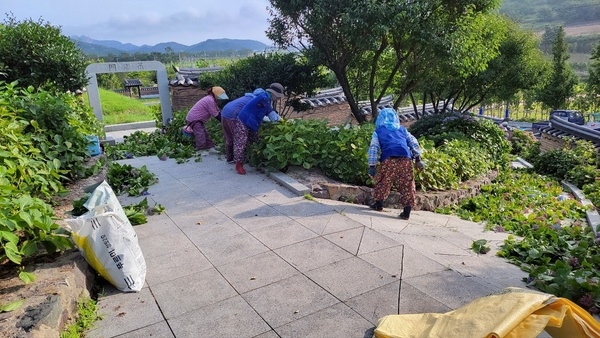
<box><xmin>376</xmin><ymin>108</ymin><xmax>400</xmax><ymax>131</ymax></box>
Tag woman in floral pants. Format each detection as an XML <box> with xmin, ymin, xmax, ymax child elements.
<box><xmin>367</xmin><ymin>108</ymin><xmax>424</xmax><ymax>220</ymax></box>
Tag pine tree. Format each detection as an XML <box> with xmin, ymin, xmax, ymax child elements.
<box><xmin>587</xmin><ymin>43</ymin><xmax>600</xmax><ymax>110</ymax></box>
<box><xmin>537</xmin><ymin>26</ymin><xmax>578</xmax><ymax>110</ymax></box>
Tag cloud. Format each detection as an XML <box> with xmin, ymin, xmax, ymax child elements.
<box><xmin>2</xmin><ymin>0</ymin><xmax>272</xmax><ymax>46</ymax></box>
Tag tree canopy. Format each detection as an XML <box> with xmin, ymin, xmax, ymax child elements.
<box><xmin>266</xmin><ymin>0</ymin><xmax>506</xmax><ymax>122</ymax></box>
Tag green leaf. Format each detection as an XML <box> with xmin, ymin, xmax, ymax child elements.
<box><xmin>4</xmin><ymin>242</ymin><xmax>22</xmax><ymax>264</ymax></box>
<box><xmin>0</xmin><ymin>231</ymin><xmax>19</xmax><ymax>245</ymax></box>
<box><xmin>18</xmin><ymin>271</ymin><xmax>36</xmax><ymax>284</ymax></box>
<box><xmin>20</xmin><ymin>241</ymin><xmax>39</xmax><ymax>257</ymax></box>
<box><xmin>0</xmin><ymin>299</ymin><xmax>24</xmax><ymax>313</ymax></box>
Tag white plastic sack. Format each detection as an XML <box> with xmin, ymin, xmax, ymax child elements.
<box><xmin>67</xmin><ymin>181</ymin><xmax>146</xmax><ymax>292</ymax></box>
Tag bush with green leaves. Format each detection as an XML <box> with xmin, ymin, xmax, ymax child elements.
<box><xmin>4</xmin><ymin>82</ymin><xmax>103</xmax><ymax>182</ymax></box>
<box><xmin>413</xmin><ymin>139</ymin><xmax>460</xmax><ymax>191</ymax></box>
<box><xmin>0</xmin><ymin>176</ymin><xmax>73</xmax><ymax>282</ymax></box>
<box><xmin>410</xmin><ymin>112</ymin><xmax>511</xmax><ymax>167</ymax></box>
<box><xmin>583</xmin><ymin>182</ymin><xmax>600</xmax><ymax>208</ymax></box>
<box><xmin>202</xmin><ymin>52</ymin><xmax>334</xmax><ymax>117</ymax></box>
<box><xmin>531</xmin><ymin>139</ymin><xmax>599</xmax><ymax>185</ymax></box>
<box><xmin>0</xmin><ymin>84</ymin><xmax>65</xmax><ymax>199</ymax></box>
<box><xmin>509</xmin><ymin>129</ymin><xmax>538</xmax><ymax>158</ymax></box>
<box><xmin>249</xmin><ymin>120</ymin><xmax>373</xmax><ymax>184</ymax></box>
<box><xmin>249</xmin><ymin>119</ymin><xmax>329</xmax><ymax>171</ymax></box>
<box><xmin>0</xmin><ymin>15</ymin><xmax>88</xmax><ymax>92</ymax></box>
<box><xmin>318</xmin><ymin>123</ymin><xmax>374</xmax><ymax>185</ymax></box>
<box><xmin>437</xmin><ymin>139</ymin><xmax>494</xmax><ymax>182</ymax></box>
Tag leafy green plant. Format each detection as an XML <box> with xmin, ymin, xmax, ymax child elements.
<box><xmin>123</xmin><ymin>197</ymin><xmax>165</xmax><ymax>225</ymax></box>
<box><xmin>414</xmin><ymin>139</ymin><xmax>460</xmax><ymax>191</ymax></box>
<box><xmin>530</xmin><ymin>139</ymin><xmax>598</xmax><ymax>184</ymax></box>
<box><xmin>471</xmin><ymin>239</ymin><xmax>491</xmax><ymax>254</ymax></box>
<box><xmin>249</xmin><ymin>119</ymin><xmax>329</xmax><ymax>171</ymax></box>
<box><xmin>318</xmin><ymin>123</ymin><xmax>373</xmax><ymax>185</ymax></box>
<box><xmin>531</xmin><ymin>148</ymin><xmax>580</xmax><ymax>180</ymax></box>
<box><xmin>583</xmin><ymin>181</ymin><xmax>600</xmax><ymax>208</ymax></box>
<box><xmin>8</xmin><ymin>84</ymin><xmax>103</xmax><ymax>182</ymax></box>
<box><xmin>440</xmin><ymin>169</ymin><xmax>599</xmax><ymax>313</ymax></box>
<box><xmin>104</xmin><ymin>117</ymin><xmax>198</xmax><ymax>164</ymax></box>
<box><xmin>438</xmin><ymin>139</ymin><xmax>493</xmax><ymax>182</ymax></box>
<box><xmin>0</xmin><ymin>299</ymin><xmax>24</xmax><ymax>313</ymax></box>
<box><xmin>509</xmin><ymin>129</ymin><xmax>538</xmax><ymax>157</ymax></box>
<box><xmin>0</xmin><ymin>179</ymin><xmax>73</xmax><ymax>281</ymax></box>
<box><xmin>410</xmin><ymin>112</ymin><xmax>511</xmax><ymax>166</ymax></box>
<box><xmin>566</xmin><ymin>164</ymin><xmax>599</xmax><ymax>188</ymax></box>
<box><xmin>60</xmin><ymin>296</ymin><xmax>102</xmax><ymax>338</ymax></box>
<box><xmin>106</xmin><ymin>163</ymin><xmax>158</xmax><ymax>196</ymax></box>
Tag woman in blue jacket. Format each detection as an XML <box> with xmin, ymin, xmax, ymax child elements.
<box><xmin>233</xmin><ymin>83</ymin><xmax>284</xmax><ymax>175</ymax></box>
<box><xmin>367</xmin><ymin>108</ymin><xmax>424</xmax><ymax>220</ymax></box>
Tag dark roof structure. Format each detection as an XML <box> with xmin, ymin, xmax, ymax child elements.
<box><xmin>169</xmin><ymin>67</ymin><xmax>225</xmax><ymax>87</ymax></box>
<box><xmin>123</xmin><ymin>79</ymin><xmax>142</xmax><ymax>87</ymax></box>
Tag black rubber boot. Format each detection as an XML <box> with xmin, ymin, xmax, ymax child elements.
<box><xmin>399</xmin><ymin>206</ymin><xmax>411</xmax><ymax>220</ymax></box>
<box><xmin>369</xmin><ymin>200</ymin><xmax>383</xmax><ymax>211</ymax></box>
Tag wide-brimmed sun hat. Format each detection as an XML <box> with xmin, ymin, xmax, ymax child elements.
<box><xmin>266</xmin><ymin>82</ymin><xmax>285</xmax><ymax>99</ymax></box>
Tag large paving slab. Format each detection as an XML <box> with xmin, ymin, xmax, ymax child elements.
<box><xmin>87</xmin><ymin>153</ymin><xmax>552</xmax><ymax>337</ymax></box>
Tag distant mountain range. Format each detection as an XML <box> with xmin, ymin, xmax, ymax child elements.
<box><xmin>70</xmin><ymin>35</ymin><xmax>270</xmax><ymax>55</ymax></box>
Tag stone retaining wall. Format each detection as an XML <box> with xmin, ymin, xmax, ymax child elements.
<box><xmin>0</xmin><ymin>250</ymin><xmax>94</xmax><ymax>338</ymax></box>
<box><xmin>311</xmin><ymin>171</ymin><xmax>499</xmax><ymax>211</ymax></box>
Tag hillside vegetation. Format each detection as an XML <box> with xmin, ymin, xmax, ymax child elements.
<box><xmin>500</xmin><ymin>0</ymin><xmax>600</xmax><ymax>30</ymax></box>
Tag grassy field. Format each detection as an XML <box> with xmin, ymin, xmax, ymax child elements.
<box><xmin>85</xmin><ymin>88</ymin><xmax>158</xmax><ymax>125</ymax></box>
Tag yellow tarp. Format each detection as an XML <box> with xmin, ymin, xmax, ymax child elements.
<box><xmin>374</xmin><ymin>288</ymin><xmax>600</xmax><ymax>338</ymax></box>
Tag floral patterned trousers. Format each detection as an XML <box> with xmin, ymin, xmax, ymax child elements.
<box><xmin>372</xmin><ymin>157</ymin><xmax>415</xmax><ymax>207</ymax></box>
<box><xmin>232</xmin><ymin>119</ymin><xmax>258</xmax><ymax>163</ymax></box>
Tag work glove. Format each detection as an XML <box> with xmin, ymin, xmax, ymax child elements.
<box><xmin>368</xmin><ymin>166</ymin><xmax>376</xmax><ymax>177</ymax></box>
<box><xmin>415</xmin><ymin>160</ymin><xmax>425</xmax><ymax>171</ymax></box>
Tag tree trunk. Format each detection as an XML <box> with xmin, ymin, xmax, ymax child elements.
<box><xmin>409</xmin><ymin>92</ymin><xmax>420</xmax><ymax>120</ymax></box>
<box><xmin>335</xmin><ymin>69</ymin><xmax>366</xmax><ymax>124</ymax></box>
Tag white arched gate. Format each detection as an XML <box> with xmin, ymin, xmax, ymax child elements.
<box><xmin>85</xmin><ymin>61</ymin><xmax>172</xmax><ymax>126</ymax></box>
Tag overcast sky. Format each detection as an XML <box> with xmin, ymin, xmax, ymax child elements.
<box><xmin>0</xmin><ymin>0</ymin><xmax>274</xmax><ymax>46</ymax></box>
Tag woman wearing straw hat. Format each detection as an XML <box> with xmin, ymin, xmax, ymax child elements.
<box><xmin>184</xmin><ymin>86</ymin><xmax>229</xmax><ymax>151</ymax></box>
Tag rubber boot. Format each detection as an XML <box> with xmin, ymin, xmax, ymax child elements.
<box><xmin>235</xmin><ymin>161</ymin><xmax>246</xmax><ymax>175</ymax></box>
<box><xmin>399</xmin><ymin>206</ymin><xmax>411</xmax><ymax>220</ymax></box>
<box><xmin>369</xmin><ymin>200</ymin><xmax>383</xmax><ymax>211</ymax></box>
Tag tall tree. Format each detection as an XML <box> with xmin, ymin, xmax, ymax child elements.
<box><xmin>425</xmin><ymin>16</ymin><xmax>549</xmax><ymax>113</ymax></box>
<box><xmin>536</xmin><ymin>26</ymin><xmax>578</xmax><ymax>110</ymax></box>
<box><xmin>267</xmin><ymin>0</ymin><xmax>395</xmax><ymax>123</ymax></box>
<box><xmin>587</xmin><ymin>43</ymin><xmax>600</xmax><ymax>110</ymax></box>
<box><xmin>267</xmin><ymin>0</ymin><xmax>501</xmax><ymax>122</ymax></box>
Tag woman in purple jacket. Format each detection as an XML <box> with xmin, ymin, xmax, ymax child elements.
<box><xmin>185</xmin><ymin>86</ymin><xmax>228</xmax><ymax>151</ymax></box>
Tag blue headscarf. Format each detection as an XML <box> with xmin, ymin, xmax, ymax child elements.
<box><xmin>376</xmin><ymin>108</ymin><xmax>400</xmax><ymax>131</ymax></box>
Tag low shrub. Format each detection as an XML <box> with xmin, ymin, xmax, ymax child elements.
<box><xmin>509</xmin><ymin>129</ymin><xmax>538</xmax><ymax>157</ymax></box>
<box><xmin>410</xmin><ymin>112</ymin><xmax>511</xmax><ymax>167</ymax></box>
